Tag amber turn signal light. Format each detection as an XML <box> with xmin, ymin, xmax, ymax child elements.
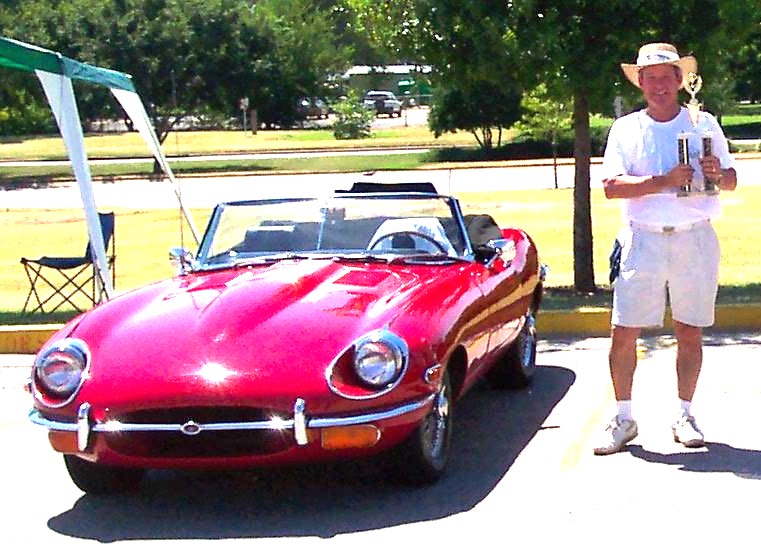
<box><xmin>320</xmin><ymin>425</ymin><xmax>380</xmax><ymax>450</ymax></box>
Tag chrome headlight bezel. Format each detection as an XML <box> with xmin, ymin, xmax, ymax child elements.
<box><xmin>326</xmin><ymin>329</ymin><xmax>409</xmax><ymax>400</ymax></box>
<box><xmin>353</xmin><ymin>330</ymin><xmax>408</xmax><ymax>388</ymax></box>
<box><xmin>32</xmin><ymin>338</ymin><xmax>90</xmax><ymax>408</ymax></box>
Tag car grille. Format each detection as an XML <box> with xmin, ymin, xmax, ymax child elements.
<box><xmin>104</xmin><ymin>406</ymin><xmax>294</xmax><ymax>458</ymax></box>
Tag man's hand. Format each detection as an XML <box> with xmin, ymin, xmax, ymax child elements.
<box><xmin>664</xmin><ymin>163</ymin><xmax>694</xmax><ymax>189</ymax></box>
<box><xmin>699</xmin><ymin>154</ymin><xmax>722</xmax><ymax>185</ymax></box>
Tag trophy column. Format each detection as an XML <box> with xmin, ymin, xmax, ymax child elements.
<box><xmin>677</xmin><ymin>132</ymin><xmax>692</xmax><ymax>196</ymax></box>
<box><xmin>702</xmin><ymin>132</ymin><xmax>718</xmax><ymax>193</ymax></box>
<box><xmin>678</xmin><ymin>72</ymin><xmax>719</xmax><ymax>197</ymax></box>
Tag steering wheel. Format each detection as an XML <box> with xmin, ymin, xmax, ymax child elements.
<box><xmin>368</xmin><ymin>231</ymin><xmax>449</xmax><ymax>255</ymax></box>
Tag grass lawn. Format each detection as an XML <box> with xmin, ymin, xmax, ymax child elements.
<box><xmin>0</xmin><ymin>126</ymin><xmax>477</xmax><ymax>161</ymax></box>
<box><xmin>2</xmin><ymin>185</ymin><xmax>760</xmax><ymax>325</ymax></box>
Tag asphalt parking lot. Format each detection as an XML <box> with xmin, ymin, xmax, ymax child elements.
<box><xmin>3</xmin><ymin>330</ymin><xmax>761</xmax><ymax>554</ymax></box>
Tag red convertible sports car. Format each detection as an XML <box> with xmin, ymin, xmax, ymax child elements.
<box><xmin>28</xmin><ymin>182</ymin><xmax>545</xmax><ymax>494</ymax></box>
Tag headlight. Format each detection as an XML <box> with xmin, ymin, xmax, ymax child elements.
<box><xmin>353</xmin><ymin>330</ymin><xmax>408</xmax><ymax>388</ymax></box>
<box><xmin>34</xmin><ymin>338</ymin><xmax>90</xmax><ymax>401</ymax></box>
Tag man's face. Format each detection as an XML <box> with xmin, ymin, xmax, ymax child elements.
<box><xmin>638</xmin><ymin>64</ymin><xmax>682</xmax><ymax>111</ymax></box>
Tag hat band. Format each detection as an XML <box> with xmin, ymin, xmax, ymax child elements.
<box><xmin>636</xmin><ymin>50</ymin><xmax>680</xmax><ymax>65</ymax></box>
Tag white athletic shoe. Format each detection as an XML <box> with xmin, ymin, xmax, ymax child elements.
<box><xmin>593</xmin><ymin>416</ymin><xmax>639</xmax><ymax>456</ymax></box>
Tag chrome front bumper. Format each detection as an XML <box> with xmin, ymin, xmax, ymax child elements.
<box><xmin>29</xmin><ymin>395</ymin><xmax>434</xmax><ymax>452</ymax></box>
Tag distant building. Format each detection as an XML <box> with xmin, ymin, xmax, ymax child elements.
<box><xmin>343</xmin><ymin>64</ymin><xmax>432</xmax><ymax>103</ymax></box>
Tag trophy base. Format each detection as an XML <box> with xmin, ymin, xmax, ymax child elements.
<box><xmin>677</xmin><ymin>189</ymin><xmax>719</xmax><ymax>197</ymax></box>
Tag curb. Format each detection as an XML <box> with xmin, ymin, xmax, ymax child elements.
<box><xmin>0</xmin><ymin>324</ymin><xmax>62</xmax><ymax>355</ymax></box>
<box><xmin>2</xmin><ymin>304</ymin><xmax>759</xmax><ymax>355</ymax></box>
<box><xmin>537</xmin><ymin>303</ymin><xmax>761</xmax><ymax>337</ymax></box>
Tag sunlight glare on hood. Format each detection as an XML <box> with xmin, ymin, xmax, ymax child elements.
<box><xmin>196</xmin><ymin>362</ymin><xmax>236</xmax><ymax>384</ymax></box>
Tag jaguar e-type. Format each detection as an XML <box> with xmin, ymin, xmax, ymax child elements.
<box><xmin>28</xmin><ymin>183</ymin><xmax>545</xmax><ymax>493</ymax></box>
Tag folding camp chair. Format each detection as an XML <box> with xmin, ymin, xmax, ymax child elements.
<box><xmin>20</xmin><ymin>212</ymin><xmax>116</xmax><ymax>314</ymax></box>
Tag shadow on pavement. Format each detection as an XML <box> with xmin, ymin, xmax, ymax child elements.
<box><xmin>627</xmin><ymin>442</ymin><xmax>761</xmax><ymax>480</ymax></box>
<box><xmin>46</xmin><ymin>364</ymin><xmax>575</xmax><ymax>542</ymax></box>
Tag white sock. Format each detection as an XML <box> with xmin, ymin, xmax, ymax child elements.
<box><xmin>679</xmin><ymin>399</ymin><xmax>692</xmax><ymax>417</ymax></box>
<box><xmin>616</xmin><ymin>400</ymin><xmax>633</xmax><ymax>421</ymax></box>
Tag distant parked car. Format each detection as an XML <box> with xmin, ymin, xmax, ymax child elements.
<box><xmin>297</xmin><ymin>97</ymin><xmax>330</xmax><ymax>119</ymax></box>
<box><xmin>363</xmin><ymin>90</ymin><xmax>403</xmax><ymax>117</ymax></box>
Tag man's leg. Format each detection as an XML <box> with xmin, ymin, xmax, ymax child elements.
<box><xmin>594</xmin><ymin>325</ymin><xmax>641</xmax><ymax>455</ymax></box>
<box><xmin>671</xmin><ymin>320</ymin><xmax>706</xmax><ymax>447</ymax></box>
<box><xmin>609</xmin><ymin>325</ymin><xmax>641</xmax><ymax>400</ymax></box>
<box><xmin>673</xmin><ymin>320</ymin><xmax>703</xmax><ymax>401</ymax></box>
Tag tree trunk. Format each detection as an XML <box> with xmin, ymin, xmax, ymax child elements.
<box><xmin>552</xmin><ymin>134</ymin><xmax>559</xmax><ymax>189</ymax></box>
<box><xmin>572</xmin><ymin>93</ymin><xmax>596</xmax><ymax>292</ymax></box>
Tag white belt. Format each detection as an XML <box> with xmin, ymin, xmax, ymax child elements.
<box><xmin>629</xmin><ymin>220</ymin><xmax>710</xmax><ymax>234</ymax></box>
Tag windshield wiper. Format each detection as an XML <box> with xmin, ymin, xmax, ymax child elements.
<box><xmin>393</xmin><ymin>253</ymin><xmax>462</xmax><ymax>265</ymax></box>
<box><xmin>233</xmin><ymin>253</ymin><xmax>311</xmax><ymax>266</ymax></box>
<box><xmin>331</xmin><ymin>253</ymin><xmax>397</xmax><ymax>264</ymax></box>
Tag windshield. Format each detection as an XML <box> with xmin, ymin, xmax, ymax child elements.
<box><xmin>196</xmin><ymin>194</ymin><xmax>470</xmax><ymax>267</ymax></box>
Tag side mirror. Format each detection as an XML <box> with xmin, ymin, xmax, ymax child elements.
<box><xmin>169</xmin><ymin>247</ymin><xmax>195</xmax><ymax>275</ymax></box>
<box><xmin>483</xmin><ymin>238</ymin><xmax>516</xmax><ymax>270</ymax></box>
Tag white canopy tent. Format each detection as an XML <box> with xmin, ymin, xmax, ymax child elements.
<box><xmin>0</xmin><ymin>36</ymin><xmax>199</xmax><ymax>299</ymax></box>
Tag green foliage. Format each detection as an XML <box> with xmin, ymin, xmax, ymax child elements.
<box><xmin>350</xmin><ymin>1</ymin><xmax>524</xmax><ymax>149</ymax></box>
<box><xmin>516</xmin><ymin>84</ymin><xmax>572</xmax><ymax>149</ymax></box>
<box><xmin>0</xmin><ymin>0</ymin><xmax>354</xmax><ymax>138</ymax></box>
<box><xmin>732</xmin><ymin>28</ymin><xmax>761</xmax><ymax>103</ymax></box>
<box><xmin>331</xmin><ymin>92</ymin><xmax>374</xmax><ymax>139</ymax></box>
<box><xmin>249</xmin><ymin>0</ymin><xmax>354</xmax><ymax>129</ymax></box>
<box><xmin>344</xmin><ymin>0</ymin><xmax>419</xmax><ymax>62</ymax></box>
<box><xmin>428</xmin><ymin>83</ymin><xmax>522</xmax><ymax>149</ymax></box>
<box><xmin>0</xmin><ymin>82</ymin><xmax>57</xmax><ymax>135</ymax></box>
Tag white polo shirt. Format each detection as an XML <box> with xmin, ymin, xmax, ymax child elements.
<box><xmin>601</xmin><ymin>107</ymin><xmax>734</xmax><ymax>227</ymax></box>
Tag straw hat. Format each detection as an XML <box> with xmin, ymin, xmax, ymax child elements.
<box><xmin>620</xmin><ymin>43</ymin><xmax>697</xmax><ymax>89</ymax></box>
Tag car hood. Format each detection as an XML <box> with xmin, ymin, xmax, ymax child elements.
<box><xmin>66</xmin><ymin>259</ymin><xmax>460</xmax><ymax>410</ymax></box>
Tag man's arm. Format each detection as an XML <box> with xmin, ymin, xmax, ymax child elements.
<box><xmin>603</xmin><ymin>164</ymin><xmax>695</xmax><ymax>199</ymax></box>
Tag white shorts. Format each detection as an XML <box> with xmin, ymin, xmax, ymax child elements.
<box><xmin>612</xmin><ymin>221</ymin><xmax>720</xmax><ymax>328</ymax></box>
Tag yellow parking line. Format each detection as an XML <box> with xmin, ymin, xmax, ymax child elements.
<box><xmin>559</xmin><ymin>386</ymin><xmax>613</xmax><ymax>471</ymax></box>
<box><xmin>559</xmin><ymin>343</ymin><xmax>648</xmax><ymax>471</ymax></box>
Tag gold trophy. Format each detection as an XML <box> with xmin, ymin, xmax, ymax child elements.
<box><xmin>685</xmin><ymin>72</ymin><xmax>702</xmax><ymax>128</ymax></box>
<box><xmin>679</xmin><ymin>71</ymin><xmax>718</xmax><ymax>195</ymax></box>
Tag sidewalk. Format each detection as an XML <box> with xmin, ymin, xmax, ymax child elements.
<box><xmin>3</xmin><ymin>302</ymin><xmax>760</xmax><ymax>355</ymax></box>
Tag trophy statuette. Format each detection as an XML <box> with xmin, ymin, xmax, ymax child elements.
<box><xmin>677</xmin><ymin>71</ymin><xmax>718</xmax><ymax>196</ymax></box>
<box><xmin>685</xmin><ymin>72</ymin><xmax>702</xmax><ymax>127</ymax></box>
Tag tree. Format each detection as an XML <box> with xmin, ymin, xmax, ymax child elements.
<box><xmin>0</xmin><ymin>0</ymin><xmax>85</xmax><ymax>134</ymax></box>
<box><xmin>0</xmin><ymin>0</ymin><xmax>355</xmax><ymax>139</ymax></box>
<box><xmin>733</xmin><ymin>29</ymin><xmax>761</xmax><ymax>102</ymax></box>
<box><xmin>248</xmin><ymin>0</ymin><xmax>353</xmax><ymax>128</ymax></box>
<box><xmin>0</xmin><ymin>0</ymin><xmax>268</xmax><ymax>142</ymax></box>
<box><xmin>349</xmin><ymin>0</ymin><xmax>524</xmax><ymax>149</ymax></box>
<box><xmin>515</xmin><ymin>84</ymin><xmax>572</xmax><ymax>189</ymax></box>
<box><xmin>509</xmin><ymin>0</ymin><xmax>757</xmax><ymax>292</ymax></box>
<box><xmin>332</xmin><ymin>91</ymin><xmax>373</xmax><ymax>139</ymax></box>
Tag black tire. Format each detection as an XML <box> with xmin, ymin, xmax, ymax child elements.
<box><xmin>64</xmin><ymin>454</ymin><xmax>145</xmax><ymax>495</ymax></box>
<box><xmin>390</xmin><ymin>370</ymin><xmax>452</xmax><ymax>485</ymax></box>
<box><xmin>487</xmin><ymin>313</ymin><xmax>537</xmax><ymax>389</ymax></box>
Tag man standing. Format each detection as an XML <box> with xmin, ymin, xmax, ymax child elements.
<box><xmin>595</xmin><ymin>43</ymin><xmax>737</xmax><ymax>455</ymax></box>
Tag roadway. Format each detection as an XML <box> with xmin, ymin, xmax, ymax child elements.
<box><xmin>3</xmin><ymin>152</ymin><xmax>761</xmax><ymax>210</ymax></box>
